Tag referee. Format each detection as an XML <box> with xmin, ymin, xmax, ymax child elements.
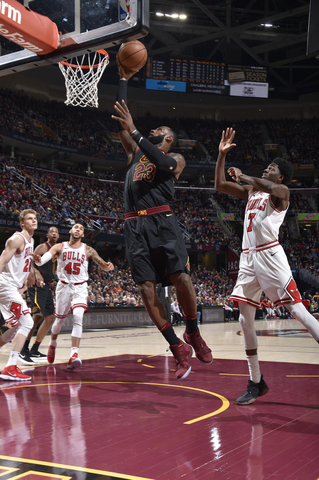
<box><xmin>19</xmin><ymin>226</ymin><xmax>59</xmax><ymax>365</ymax></box>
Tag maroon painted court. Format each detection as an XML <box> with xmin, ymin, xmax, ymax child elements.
<box><xmin>0</xmin><ymin>355</ymin><xmax>318</xmax><ymax>480</ymax></box>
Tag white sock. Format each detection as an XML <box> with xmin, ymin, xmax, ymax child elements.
<box><xmin>71</xmin><ymin>347</ymin><xmax>79</xmax><ymax>357</ymax></box>
<box><xmin>6</xmin><ymin>350</ymin><xmax>20</xmax><ymax>367</ymax></box>
<box><xmin>247</xmin><ymin>354</ymin><xmax>261</xmax><ymax>383</ymax></box>
<box><xmin>50</xmin><ymin>339</ymin><xmax>57</xmax><ymax>348</ymax></box>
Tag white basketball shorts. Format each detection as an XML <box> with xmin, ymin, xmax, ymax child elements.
<box><xmin>230</xmin><ymin>244</ymin><xmax>302</xmax><ymax>308</ymax></box>
<box><xmin>0</xmin><ymin>281</ymin><xmax>30</xmax><ymax>322</ymax></box>
<box><xmin>54</xmin><ymin>281</ymin><xmax>88</xmax><ymax>319</ymax></box>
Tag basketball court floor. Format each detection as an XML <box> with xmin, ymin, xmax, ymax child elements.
<box><xmin>0</xmin><ymin>318</ymin><xmax>318</xmax><ymax>480</ymax></box>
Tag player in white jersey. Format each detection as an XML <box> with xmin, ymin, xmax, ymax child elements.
<box><xmin>215</xmin><ymin>128</ymin><xmax>319</xmax><ymax>405</ymax></box>
<box><xmin>0</xmin><ymin>209</ymin><xmax>38</xmax><ymax>381</ymax></box>
<box><xmin>34</xmin><ymin>223</ymin><xmax>114</xmax><ymax>369</ymax></box>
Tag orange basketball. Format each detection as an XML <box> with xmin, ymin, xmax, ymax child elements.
<box><xmin>117</xmin><ymin>40</ymin><xmax>148</xmax><ymax>71</ymax></box>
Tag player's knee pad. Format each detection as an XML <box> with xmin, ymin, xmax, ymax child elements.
<box><xmin>71</xmin><ymin>308</ymin><xmax>84</xmax><ymax>339</ymax></box>
<box><xmin>17</xmin><ymin>313</ymin><xmax>33</xmax><ymax>337</ymax></box>
<box><xmin>51</xmin><ymin>317</ymin><xmax>66</xmax><ymax>335</ymax></box>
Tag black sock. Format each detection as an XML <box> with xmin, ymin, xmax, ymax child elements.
<box><xmin>30</xmin><ymin>341</ymin><xmax>40</xmax><ymax>352</ymax></box>
<box><xmin>23</xmin><ymin>339</ymin><xmax>30</xmax><ymax>352</ymax></box>
<box><xmin>159</xmin><ymin>321</ymin><xmax>180</xmax><ymax>345</ymax></box>
<box><xmin>185</xmin><ymin>315</ymin><xmax>198</xmax><ymax>335</ymax></box>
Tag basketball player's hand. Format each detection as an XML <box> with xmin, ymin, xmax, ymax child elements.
<box><xmin>33</xmin><ymin>253</ymin><xmax>42</xmax><ymax>265</ymax></box>
<box><xmin>35</xmin><ymin>274</ymin><xmax>45</xmax><ymax>288</ymax></box>
<box><xmin>219</xmin><ymin>128</ymin><xmax>236</xmax><ymax>154</ymax></box>
<box><xmin>19</xmin><ymin>283</ymin><xmax>28</xmax><ymax>295</ymax></box>
<box><xmin>227</xmin><ymin>166</ymin><xmax>242</xmax><ymax>182</ymax></box>
<box><xmin>117</xmin><ymin>56</ymin><xmax>139</xmax><ymax>80</ymax></box>
<box><xmin>26</xmin><ymin>271</ymin><xmax>36</xmax><ymax>288</ymax></box>
<box><xmin>112</xmin><ymin>100</ymin><xmax>135</xmax><ymax>134</ymax></box>
<box><xmin>104</xmin><ymin>262</ymin><xmax>114</xmax><ymax>272</ymax></box>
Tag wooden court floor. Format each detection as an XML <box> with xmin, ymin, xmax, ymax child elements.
<box><xmin>0</xmin><ymin>319</ymin><xmax>318</xmax><ymax>480</ymax></box>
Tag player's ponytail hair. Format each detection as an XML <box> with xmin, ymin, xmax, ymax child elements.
<box><xmin>19</xmin><ymin>209</ymin><xmax>38</xmax><ymax>222</ymax></box>
<box><xmin>272</xmin><ymin>157</ymin><xmax>293</xmax><ymax>185</ymax></box>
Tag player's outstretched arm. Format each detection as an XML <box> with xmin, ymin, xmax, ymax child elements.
<box><xmin>0</xmin><ymin>235</ymin><xmax>24</xmax><ymax>274</ymax></box>
<box><xmin>215</xmin><ymin>128</ymin><xmax>251</xmax><ymax>200</ymax></box>
<box><xmin>87</xmin><ymin>246</ymin><xmax>114</xmax><ymax>272</ymax></box>
<box><xmin>34</xmin><ymin>243</ymin><xmax>62</xmax><ymax>266</ymax></box>
<box><xmin>113</xmin><ymin>58</ymin><xmax>139</xmax><ymax>163</ymax></box>
<box><xmin>231</xmin><ymin>169</ymin><xmax>290</xmax><ymax>201</ymax></box>
<box><xmin>29</xmin><ymin>243</ymin><xmax>49</xmax><ymax>288</ymax></box>
<box><xmin>113</xmin><ymin>100</ymin><xmax>180</xmax><ymax>174</ymax></box>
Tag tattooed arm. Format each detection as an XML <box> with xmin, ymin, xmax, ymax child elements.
<box><xmin>87</xmin><ymin>246</ymin><xmax>114</xmax><ymax>272</ymax></box>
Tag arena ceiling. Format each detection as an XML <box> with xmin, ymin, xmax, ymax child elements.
<box><xmin>144</xmin><ymin>0</ymin><xmax>318</xmax><ymax>99</ymax></box>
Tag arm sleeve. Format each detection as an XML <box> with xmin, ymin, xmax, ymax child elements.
<box><xmin>131</xmin><ymin>132</ymin><xmax>178</xmax><ymax>172</ymax></box>
<box><xmin>115</xmin><ymin>79</ymin><xmax>127</xmax><ymax>132</ymax></box>
<box><xmin>35</xmin><ymin>251</ymin><xmax>52</xmax><ymax>266</ymax></box>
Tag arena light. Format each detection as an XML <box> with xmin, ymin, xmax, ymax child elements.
<box><xmin>156</xmin><ymin>12</ymin><xmax>187</xmax><ymax>20</ymax></box>
<box><xmin>260</xmin><ymin>23</ymin><xmax>279</xmax><ymax>28</ymax></box>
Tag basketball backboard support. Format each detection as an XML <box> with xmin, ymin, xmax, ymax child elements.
<box><xmin>0</xmin><ymin>0</ymin><xmax>149</xmax><ymax>76</ymax></box>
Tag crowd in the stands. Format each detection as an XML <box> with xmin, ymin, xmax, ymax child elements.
<box><xmin>1</xmin><ymin>154</ymin><xmax>318</xmax><ymax>251</ymax></box>
<box><xmin>265</xmin><ymin>118</ymin><xmax>319</xmax><ymax>165</ymax></box>
<box><xmin>1</xmin><ymin>88</ymin><xmax>319</xmax><ymax>168</ymax></box>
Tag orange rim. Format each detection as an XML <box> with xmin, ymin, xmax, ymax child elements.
<box><xmin>59</xmin><ymin>50</ymin><xmax>109</xmax><ymax>69</ymax></box>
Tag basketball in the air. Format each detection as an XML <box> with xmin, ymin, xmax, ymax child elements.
<box><xmin>117</xmin><ymin>40</ymin><xmax>148</xmax><ymax>71</ymax></box>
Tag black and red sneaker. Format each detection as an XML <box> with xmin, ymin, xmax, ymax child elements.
<box><xmin>183</xmin><ymin>329</ymin><xmax>213</xmax><ymax>364</ymax></box>
<box><xmin>170</xmin><ymin>341</ymin><xmax>193</xmax><ymax>380</ymax></box>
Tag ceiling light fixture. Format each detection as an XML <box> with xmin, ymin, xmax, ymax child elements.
<box><xmin>155</xmin><ymin>12</ymin><xmax>187</xmax><ymax>20</ymax></box>
<box><xmin>260</xmin><ymin>23</ymin><xmax>274</xmax><ymax>27</ymax></box>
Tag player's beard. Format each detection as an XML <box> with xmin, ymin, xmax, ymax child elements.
<box><xmin>148</xmin><ymin>134</ymin><xmax>164</xmax><ymax>145</ymax></box>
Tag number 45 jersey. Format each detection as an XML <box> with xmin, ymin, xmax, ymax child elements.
<box><xmin>57</xmin><ymin>242</ymin><xmax>88</xmax><ymax>284</ymax></box>
<box><xmin>0</xmin><ymin>232</ymin><xmax>34</xmax><ymax>288</ymax></box>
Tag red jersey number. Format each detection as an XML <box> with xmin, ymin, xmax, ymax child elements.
<box><xmin>23</xmin><ymin>258</ymin><xmax>32</xmax><ymax>272</ymax></box>
<box><xmin>247</xmin><ymin>213</ymin><xmax>256</xmax><ymax>232</ymax></box>
<box><xmin>64</xmin><ymin>262</ymin><xmax>80</xmax><ymax>275</ymax></box>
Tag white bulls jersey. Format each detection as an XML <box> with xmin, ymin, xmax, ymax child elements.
<box><xmin>57</xmin><ymin>242</ymin><xmax>88</xmax><ymax>284</ymax></box>
<box><xmin>0</xmin><ymin>232</ymin><xmax>34</xmax><ymax>288</ymax></box>
<box><xmin>242</xmin><ymin>190</ymin><xmax>287</xmax><ymax>252</ymax></box>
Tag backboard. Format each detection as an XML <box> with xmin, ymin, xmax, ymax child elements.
<box><xmin>0</xmin><ymin>0</ymin><xmax>149</xmax><ymax>76</ymax></box>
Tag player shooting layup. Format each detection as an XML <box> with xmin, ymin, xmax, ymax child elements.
<box><xmin>111</xmin><ymin>60</ymin><xmax>212</xmax><ymax>380</ymax></box>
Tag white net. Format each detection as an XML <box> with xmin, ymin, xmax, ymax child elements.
<box><xmin>59</xmin><ymin>50</ymin><xmax>109</xmax><ymax>108</ymax></box>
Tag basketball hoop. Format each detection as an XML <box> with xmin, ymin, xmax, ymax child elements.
<box><xmin>58</xmin><ymin>50</ymin><xmax>110</xmax><ymax>108</ymax></box>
